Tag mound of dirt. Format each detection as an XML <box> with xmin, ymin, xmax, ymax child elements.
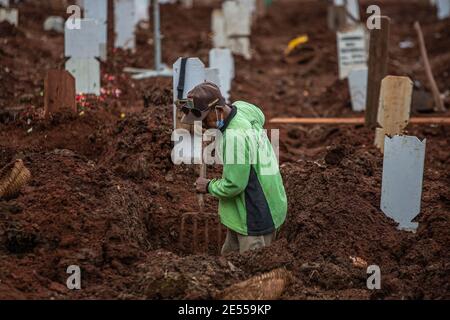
<box><xmin>0</xmin><ymin>151</ymin><xmax>152</xmax><ymax>299</ymax></box>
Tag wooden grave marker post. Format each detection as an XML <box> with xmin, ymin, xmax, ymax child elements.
<box><xmin>65</xmin><ymin>19</ymin><xmax>101</xmax><ymax>95</ymax></box>
<box><xmin>44</xmin><ymin>70</ymin><xmax>76</xmax><ymax>119</ymax></box>
<box><xmin>436</xmin><ymin>0</ymin><xmax>450</xmax><ymax>19</ymax></box>
<box><xmin>375</xmin><ymin>76</ymin><xmax>413</xmax><ymax>153</ymax></box>
<box><xmin>134</xmin><ymin>0</ymin><xmax>150</xmax><ymax>24</ymax></box>
<box><xmin>172</xmin><ymin>57</ymin><xmax>207</xmax><ymax>165</ymax></box>
<box><xmin>381</xmin><ymin>135</ymin><xmax>426</xmax><ymax>232</ymax></box>
<box><xmin>84</xmin><ymin>0</ymin><xmax>108</xmax><ymax>61</ymax></box>
<box><xmin>212</xmin><ymin>9</ymin><xmax>228</xmax><ymax>49</ymax></box>
<box><xmin>114</xmin><ymin>0</ymin><xmax>136</xmax><ymax>50</ymax></box>
<box><xmin>172</xmin><ymin>57</ymin><xmax>206</xmax><ymax>130</ymax></box>
<box><xmin>205</xmin><ymin>68</ymin><xmax>221</xmax><ymax>89</ymax></box>
<box><xmin>209</xmin><ymin>48</ymin><xmax>235</xmax><ymax>103</ymax></box>
<box><xmin>365</xmin><ymin>16</ymin><xmax>390</xmax><ymax>128</ymax></box>
<box><xmin>0</xmin><ymin>6</ymin><xmax>18</xmax><ymax>26</ymax></box>
<box><xmin>223</xmin><ymin>0</ymin><xmax>252</xmax><ymax>60</ymax></box>
<box><xmin>336</xmin><ymin>25</ymin><xmax>367</xmax><ymax>80</ymax></box>
<box><xmin>348</xmin><ymin>66</ymin><xmax>368</xmax><ymax>112</ymax></box>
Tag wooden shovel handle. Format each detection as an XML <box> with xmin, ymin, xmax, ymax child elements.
<box><xmin>197</xmin><ymin>163</ymin><xmax>206</xmax><ymax>213</ymax></box>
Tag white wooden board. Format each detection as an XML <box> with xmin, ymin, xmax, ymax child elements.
<box><xmin>209</xmin><ymin>48</ymin><xmax>234</xmax><ymax>103</ymax></box>
<box><xmin>172</xmin><ymin>58</ymin><xmax>206</xmax><ymax>163</ymax></box>
<box><xmin>381</xmin><ymin>135</ymin><xmax>426</xmax><ymax>231</ymax></box>
<box><xmin>115</xmin><ymin>0</ymin><xmax>136</xmax><ymax>50</ymax></box>
<box><xmin>84</xmin><ymin>0</ymin><xmax>108</xmax><ymax>60</ymax></box>
<box><xmin>212</xmin><ymin>9</ymin><xmax>227</xmax><ymax>48</ymax></box>
<box><xmin>436</xmin><ymin>0</ymin><xmax>450</xmax><ymax>19</ymax></box>
<box><xmin>223</xmin><ymin>0</ymin><xmax>251</xmax><ymax>37</ymax></box>
<box><xmin>345</xmin><ymin>0</ymin><xmax>360</xmax><ymax>24</ymax></box>
<box><xmin>0</xmin><ymin>8</ymin><xmax>18</xmax><ymax>26</ymax></box>
<box><xmin>44</xmin><ymin>16</ymin><xmax>65</xmax><ymax>33</ymax></box>
<box><xmin>66</xmin><ymin>58</ymin><xmax>101</xmax><ymax>95</ymax></box>
<box><xmin>134</xmin><ymin>0</ymin><xmax>150</xmax><ymax>23</ymax></box>
<box><xmin>173</xmin><ymin>58</ymin><xmax>206</xmax><ymax>104</ymax></box>
<box><xmin>337</xmin><ymin>25</ymin><xmax>367</xmax><ymax>79</ymax></box>
<box><xmin>205</xmin><ymin>68</ymin><xmax>221</xmax><ymax>89</ymax></box>
<box><xmin>348</xmin><ymin>67</ymin><xmax>367</xmax><ymax>112</ymax></box>
<box><xmin>239</xmin><ymin>0</ymin><xmax>256</xmax><ymax>16</ymax></box>
<box><xmin>65</xmin><ymin>19</ymin><xmax>100</xmax><ymax>58</ymax></box>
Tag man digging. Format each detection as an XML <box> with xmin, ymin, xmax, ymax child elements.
<box><xmin>178</xmin><ymin>82</ymin><xmax>287</xmax><ymax>255</ymax></box>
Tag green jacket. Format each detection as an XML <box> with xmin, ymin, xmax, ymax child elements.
<box><xmin>208</xmin><ymin>101</ymin><xmax>287</xmax><ymax>236</ymax></box>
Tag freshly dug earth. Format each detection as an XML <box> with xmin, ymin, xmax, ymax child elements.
<box><xmin>0</xmin><ymin>0</ymin><xmax>449</xmax><ymax>299</ymax></box>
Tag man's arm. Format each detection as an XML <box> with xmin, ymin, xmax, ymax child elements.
<box><xmin>208</xmin><ymin>162</ymin><xmax>251</xmax><ymax>199</ymax></box>
<box><xmin>208</xmin><ymin>132</ymin><xmax>251</xmax><ymax>199</ymax></box>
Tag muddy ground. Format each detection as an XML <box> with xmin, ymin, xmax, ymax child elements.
<box><xmin>0</xmin><ymin>0</ymin><xmax>449</xmax><ymax>300</ymax></box>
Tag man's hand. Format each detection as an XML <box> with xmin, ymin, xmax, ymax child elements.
<box><xmin>195</xmin><ymin>177</ymin><xmax>210</xmax><ymax>194</ymax></box>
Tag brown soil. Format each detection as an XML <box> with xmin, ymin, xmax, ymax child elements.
<box><xmin>0</xmin><ymin>0</ymin><xmax>449</xmax><ymax>300</ymax></box>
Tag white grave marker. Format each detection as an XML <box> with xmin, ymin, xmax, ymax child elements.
<box><xmin>337</xmin><ymin>25</ymin><xmax>367</xmax><ymax>79</ymax></box>
<box><xmin>333</xmin><ymin>0</ymin><xmax>360</xmax><ymax>24</ymax></box>
<box><xmin>0</xmin><ymin>7</ymin><xmax>18</xmax><ymax>26</ymax></box>
<box><xmin>65</xmin><ymin>19</ymin><xmax>100</xmax><ymax>59</ymax></box>
<box><xmin>134</xmin><ymin>0</ymin><xmax>150</xmax><ymax>23</ymax></box>
<box><xmin>209</xmin><ymin>48</ymin><xmax>235</xmax><ymax>103</ymax></box>
<box><xmin>212</xmin><ymin>9</ymin><xmax>227</xmax><ymax>48</ymax></box>
<box><xmin>66</xmin><ymin>58</ymin><xmax>101</xmax><ymax>95</ymax></box>
<box><xmin>173</xmin><ymin>57</ymin><xmax>206</xmax><ymax>124</ymax></box>
<box><xmin>381</xmin><ymin>135</ymin><xmax>426</xmax><ymax>231</ymax></box>
<box><xmin>205</xmin><ymin>68</ymin><xmax>221</xmax><ymax>88</ymax></box>
<box><xmin>115</xmin><ymin>0</ymin><xmax>136</xmax><ymax>50</ymax></box>
<box><xmin>223</xmin><ymin>0</ymin><xmax>252</xmax><ymax>59</ymax></box>
<box><xmin>436</xmin><ymin>0</ymin><xmax>450</xmax><ymax>19</ymax></box>
<box><xmin>348</xmin><ymin>67</ymin><xmax>367</xmax><ymax>112</ymax></box>
<box><xmin>172</xmin><ymin>58</ymin><xmax>206</xmax><ymax>164</ymax></box>
<box><xmin>44</xmin><ymin>16</ymin><xmax>65</xmax><ymax>33</ymax></box>
<box><xmin>84</xmin><ymin>0</ymin><xmax>108</xmax><ymax>61</ymax></box>
<box><xmin>239</xmin><ymin>0</ymin><xmax>256</xmax><ymax>17</ymax></box>
<box><xmin>65</xmin><ymin>19</ymin><xmax>101</xmax><ymax>95</ymax></box>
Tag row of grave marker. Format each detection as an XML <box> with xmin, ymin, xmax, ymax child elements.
<box><xmin>330</xmin><ymin>1</ymin><xmax>434</xmax><ymax>231</ymax></box>
<box><xmin>63</xmin><ymin>0</ymin><xmax>153</xmax><ymax>95</ymax></box>
<box><xmin>333</xmin><ymin>0</ymin><xmax>449</xmax><ymax>114</ymax></box>
<box><xmin>212</xmin><ymin>0</ymin><xmax>268</xmax><ymax>60</ymax></box>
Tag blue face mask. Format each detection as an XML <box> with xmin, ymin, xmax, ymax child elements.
<box><xmin>216</xmin><ymin>119</ymin><xmax>225</xmax><ymax>129</ymax></box>
<box><xmin>215</xmin><ymin>108</ymin><xmax>225</xmax><ymax>129</ymax></box>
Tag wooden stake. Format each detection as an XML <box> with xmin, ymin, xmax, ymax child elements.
<box><xmin>44</xmin><ymin>70</ymin><xmax>76</xmax><ymax>119</ymax></box>
<box><xmin>375</xmin><ymin>76</ymin><xmax>413</xmax><ymax>152</ymax></box>
<box><xmin>365</xmin><ymin>16</ymin><xmax>390</xmax><ymax>128</ymax></box>
<box><xmin>107</xmin><ymin>0</ymin><xmax>115</xmax><ymax>59</ymax></box>
<box><xmin>414</xmin><ymin>21</ymin><xmax>446</xmax><ymax>112</ymax></box>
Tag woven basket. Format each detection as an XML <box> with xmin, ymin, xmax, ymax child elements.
<box><xmin>219</xmin><ymin>268</ymin><xmax>291</xmax><ymax>300</ymax></box>
<box><xmin>0</xmin><ymin>159</ymin><xmax>31</xmax><ymax>199</ymax></box>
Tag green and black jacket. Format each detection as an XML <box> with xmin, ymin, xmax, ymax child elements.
<box><xmin>208</xmin><ymin>101</ymin><xmax>287</xmax><ymax>236</ymax></box>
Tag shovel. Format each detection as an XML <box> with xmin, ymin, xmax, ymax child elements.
<box><xmin>179</xmin><ymin>163</ymin><xmax>223</xmax><ymax>254</ymax></box>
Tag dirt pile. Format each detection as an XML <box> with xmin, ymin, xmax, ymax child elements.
<box><xmin>0</xmin><ymin>151</ymin><xmax>152</xmax><ymax>299</ymax></box>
